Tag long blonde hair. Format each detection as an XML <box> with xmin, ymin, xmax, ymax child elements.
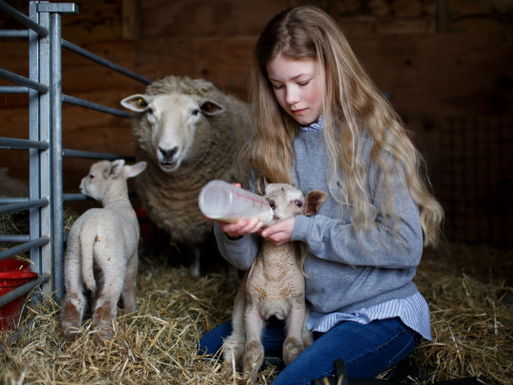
<box><xmin>244</xmin><ymin>5</ymin><xmax>444</xmax><ymax>247</ymax></box>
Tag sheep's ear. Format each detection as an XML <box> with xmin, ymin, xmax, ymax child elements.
<box><xmin>123</xmin><ymin>161</ymin><xmax>147</xmax><ymax>179</ymax></box>
<box><xmin>105</xmin><ymin>159</ymin><xmax>125</xmax><ymax>179</ymax></box>
<box><xmin>200</xmin><ymin>99</ymin><xmax>225</xmax><ymax>116</ymax></box>
<box><xmin>303</xmin><ymin>190</ymin><xmax>327</xmax><ymax>216</ymax></box>
<box><xmin>255</xmin><ymin>175</ymin><xmax>268</xmax><ymax>196</ymax></box>
<box><xmin>121</xmin><ymin>94</ymin><xmax>150</xmax><ymax>112</ymax></box>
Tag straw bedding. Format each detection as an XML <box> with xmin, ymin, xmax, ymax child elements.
<box><xmin>1</xmin><ymin>239</ymin><xmax>512</xmax><ymax>384</ymax></box>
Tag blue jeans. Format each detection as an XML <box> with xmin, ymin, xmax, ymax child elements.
<box><xmin>199</xmin><ymin>317</ymin><xmax>419</xmax><ymax>385</ymax></box>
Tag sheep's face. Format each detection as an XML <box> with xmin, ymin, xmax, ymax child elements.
<box><xmin>264</xmin><ymin>183</ymin><xmax>327</xmax><ymax>224</ymax></box>
<box><xmin>121</xmin><ymin>93</ymin><xmax>225</xmax><ymax>173</ymax></box>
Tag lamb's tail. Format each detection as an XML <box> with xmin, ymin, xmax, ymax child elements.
<box><xmin>80</xmin><ymin>233</ymin><xmax>97</xmax><ymax>294</ymax></box>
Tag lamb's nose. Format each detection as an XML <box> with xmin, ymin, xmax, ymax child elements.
<box><xmin>159</xmin><ymin>146</ymin><xmax>178</xmax><ymax>159</ymax></box>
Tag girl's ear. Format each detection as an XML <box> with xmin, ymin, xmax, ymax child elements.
<box><xmin>303</xmin><ymin>190</ymin><xmax>327</xmax><ymax>216</ymax></box>
<box><xmin>255</xmin><ymin>175</ymin><xmax>268</xmax><ymax>196</ymax></box>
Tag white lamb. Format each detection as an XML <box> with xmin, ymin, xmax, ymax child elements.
<box><xmin>120</xmin><ymin>76</ymin><xmax>251</xmax><ymax>277</ymax></box>
<box><xmin>61</xmin><ymin>159</ymin><xmax>146</xmax><ymax>342</ymax></box>
<box><xmin>222</xmin><ymin>182</ymin><xmax>326</xmax><ymax>382</ymax></box>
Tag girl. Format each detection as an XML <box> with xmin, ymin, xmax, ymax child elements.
<box><xmin>200</xmin><ymin>5</ymin><xmax>444</xmax><ymax>384</ymax></box>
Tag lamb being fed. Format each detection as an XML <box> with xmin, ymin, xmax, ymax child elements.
<box><xmin>120</xmin><ymin>76</ymin><xmax>251</xmax><ymax>276</ymax></box>
<box><xmin>61</xmin><ymin>159</ymin><xmax>146</xmax><ymax>342</ymax></box>
<box><xmin>222</xmin><ymin>182</ymin><xmax>327</xmax><ymax>382</ymax></box>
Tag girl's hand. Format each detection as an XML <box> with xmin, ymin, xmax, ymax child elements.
<box><xmin>259</xmin><ymin>217</ymin><xmax>295</xmax><ymax>246</ymax></box>
<box><xmin>209</xmin><ymin>182</ymin><xmax>264</xmax><ymax>239</ymax></box>
<box><xmin>219</xmin><ymin>217</ymin><xmax>264</xmax><ymax>239</ymax></box>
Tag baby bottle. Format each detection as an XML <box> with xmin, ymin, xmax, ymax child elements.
<box><xmin>198</xmin><ymin>180</ymin><xmax>273</xmax><ymax>225</ymax></box>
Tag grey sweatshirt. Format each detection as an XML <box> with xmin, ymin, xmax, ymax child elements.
<box><xmin>214</xmin><ymin>125</ymin><xmax>424</xmax><ymax>318</ymax></box>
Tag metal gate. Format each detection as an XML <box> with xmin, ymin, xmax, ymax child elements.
<box><xmin>0</xmin><ymin>0</ymin><xmax>150</xmax><ymax>309</ymax></box>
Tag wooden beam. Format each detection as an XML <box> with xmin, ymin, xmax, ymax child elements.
<box><xmin>122</xmin><ymin>0</ymin><xmax>139</xmax><ymax>40</ymax></box>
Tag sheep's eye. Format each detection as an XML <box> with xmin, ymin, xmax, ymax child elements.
<box><xmin>89</xmin><ymin>174</ymin><xmax>95</xmax><ymax>179</ymax></box>
<box><xmin>268</xmin><ymin>200</ymin><xmax>276</xmax><ymax>210</ymax></box>
<box><xmin>137</xmin><ymin>98</ymin><xmax>147</xmax><ymax>108</ymax></box>
<box><xmin>192</xmin><ymin>109</ymin><xmax>199</xmax><ymax>116</ymax></box>
<box><xmin>294</xmin><ymin>200</ymin><xmax>303</xmax><ymax>207</ymax></box>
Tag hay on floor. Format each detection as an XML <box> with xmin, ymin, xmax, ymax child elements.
<box><xmin>413</xmin><ymin>244</ymin><xmax>513</xmax><ymax>384</ymax></box>
<box><xmin>1</xmin><ymin>257</ymin><xmax>278</xmax><ymax>385</ymax></box>
<box><xmin>0</xmin><ymin>242</ymin><xmax>511</xmax><ymax>384</ymax></box>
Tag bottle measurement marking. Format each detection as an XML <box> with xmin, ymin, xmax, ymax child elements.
<box><xmin>233</xmin><ymin>191</ymin><xmax>269</xmax><ymax>207</ymax></box>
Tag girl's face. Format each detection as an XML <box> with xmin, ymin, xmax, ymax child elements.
<box><xmin>266</xmin><ymin>53</ymin><xmax>325</xmax><ymax>126</ymax></box>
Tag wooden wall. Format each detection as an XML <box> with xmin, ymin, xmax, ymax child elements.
<box><xmin>1</xmin><ymin>0</ymin><xmax>512</xmax><ymax>245</ymax></box>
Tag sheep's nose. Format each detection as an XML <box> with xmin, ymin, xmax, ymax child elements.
<box><xmin>159</xmin><ymin>146</ymin><xmax>178</xmax><ymax>159</ymax></box>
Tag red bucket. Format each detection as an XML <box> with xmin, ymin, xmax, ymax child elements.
<box><xmin>0</xmin><ymin>258</ymin><xmax>38</xmax><ymax>330</ymax></box>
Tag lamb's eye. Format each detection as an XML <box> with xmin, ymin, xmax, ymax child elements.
<box><xmin>192</xmin><ymin>109</ymin><xmax>199</xmax><ymax>116</ymax></box>
<box><xmin>89</xmin><ymin>174</ymin><xmax>95</xmax><ymax>179</ymax></box>
<box><xmin>137</xmin><ymin>98</ymin><xmax>147</xmax><ymax>108</ymax></box>
<box><xmin>294</xmin><ymin>200</ymin><xmax>303</xmax><ymax>207</ymax></box>
<box><xmin>268</xmin><ymin>200</ymin><xmax>276</xmax><ymax>210</ymax></box>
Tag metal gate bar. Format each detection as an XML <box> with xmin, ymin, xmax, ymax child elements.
<box><xmin>0</xmin><ymin>1</ymin><xmax>48</xmax><ymax>36</ymax></box>
<box><xmin>62</xmin><ymin>94</ymin><xmax>132</xmax><ymax>118</ymax></box>
<box><xmin>62</xmin><ymin>39</ymin><xmax>150</xmax><ymax>84</ymax></box>
<box><xmin>0</xmin><ymin>68</ymin><xmax>49</xmax><ymax>92</ymax></box>
<box><xmin>0</xmin><ymin>0</ymin><xmax>151</xmax><ymax>306</ymax></box>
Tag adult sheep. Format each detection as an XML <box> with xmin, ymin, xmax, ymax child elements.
<box><xmin>120</xmin><ymin>76</ymin><xmax>251</xmax><ymax>276</ymax></box>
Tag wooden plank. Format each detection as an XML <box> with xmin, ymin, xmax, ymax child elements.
<box><xmin>61</xmin><ymin>40</ymin><xmax>142</xmax><ymax>93</ymax></box>
<box><xmin>0</xmin><ymin>41</ymin><xmax>28</xmax><ymax>80</ymax></box>
<box><xmin>135</xmin><ymin>36</ymin><xmax>256</xmax><ymax>100</ymax></box>
<box><xmin>134</xmin><ymin>33</ymin><xmax>513</xmax><ymax>118</ymax></box>
<box><xmin>122</xmin><ymin>0</ymin><xmax>139</xmax><ymax>40</ymax></box>
<box><xmin>139</xmin><ymin>0</ymin><xmax>290</xmax><ymax>38</ymax></box>
<box><xmin>60</xmin><ymin>0</ymin><xmax>124</xmax><ymax>43</ymax></box>
<box><xmin>348</xmin><ymin>33</ymin><xmax>513</xmax><ymax>120</ymax></box>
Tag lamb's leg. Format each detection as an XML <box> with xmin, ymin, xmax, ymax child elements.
<box><xmin>222</xmin><ymin>281</ymin><xmax>246</xmax><ymax>372</ymax></box>
<box><xmin>92</xmin><ymin>258</ymin><xmax>125</xmax><ymax>342</ymax></box>
<box><xmin>243</xmin><ymin>304</ymin><xmax>265</xmax><ymax>383</ymax></box>
<box><xmin>302</xmin><ymin>305</ymin><xmax>313</xmax><ymax>347</ymax></box>
<box><xmin>189</xmin><ymin>246</ymin><xmax>201</xmax><ymax>277</ymax></box>
<box><xmin>303</xmin><ymin>327</ymin><xmax>314</xmax><ymax>348</ymax></box>
<box><xmin>61</xmin><ymin>248</ymin><xmax>86</xmax><ymax>342</ymax></box>
<box><xmin>283</xmin><ymin>302</ymin><xmax>307</xmax><ymax>364</ymax></box>
<box><xmin>121</xmin><ymin>252</ymin><xmax>138</xmax><ymax>313</ymax></box>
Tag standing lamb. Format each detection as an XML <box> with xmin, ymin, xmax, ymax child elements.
<box><xmin>61</xmin><ymin>159</ymin><xmax>147</xmax><ymax>342</ymax></box>
<box><xmin>222</xmin><ymin>182</ymin><xmax>326</xmax><ymax>382</ymax></box>
<box><xmin>120</xmin><ymin>76</ymin><xmax>251</xmax><ymax>277</ymax></box>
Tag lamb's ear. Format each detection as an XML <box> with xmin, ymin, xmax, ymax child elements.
<box><xmin>303</xmin><ymin>190</ymin><xmax>327</xmax><ymax>216</ymax></box>
<box><xmin>123</xmin><ymin>161</ymin><xmax>147</xmax><ymax>179</ymax></box>
<box><xmin>121</xmin><ymin>94</ymin><xmax>150</xmax><ymax>112</ymax></box>
<box><xmin>199</xmin><ymin>99</ymin><xmax>225</xmax><ymax>116</ymax></box>
<box><xmin>104</xmin><ymin>159</ymin><xmax>126</xmax><ymax>179</ymax></box>
<box><xmin>111</xmin><ymin>159</ymin><xmax>126</xmax><ymax>178</ymax></box>
<box><xmin>255</xmin><ymin>175</ymin><xmax>268</xmax><ymax>196</ymax></box>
